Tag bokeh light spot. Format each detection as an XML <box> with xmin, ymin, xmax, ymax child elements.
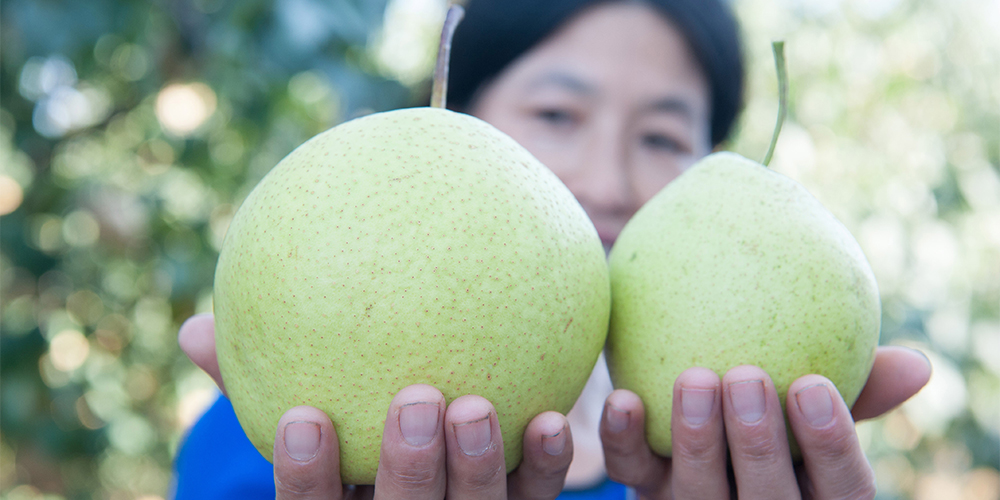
<box><xmin>111</xmin><ymin>43</ymin><xmax>151</xmax><ymax>81</ymax></box>
<box><xmin>125</xmin><ymin>366</ymin><xmax>159</xmax><ymax>402</ymax></box>
<box><xmin>76</xmin><ymin>396</ymin><xmax>105</xmax><ymax>430</ymax></box>
<box><xmin>963</xmin><ymin>468</ymin><xmax>1000</xmax><ymax>500</ymax></box>
<box><xmin>108</xmin><ymin>412</ymin><xmax>155</xmax><ymax>455</ymax></box>
<box><xmin>66</xmin><ymin>289</ymin><xmax>105</xmax><ymax>326</ymax></box>
<box><xmin>0</xmin><ymin>175</ymin><xmax>24</xmax><ymax>215</ymax></box>
<box><xmin>18</xmin><ymin>55</ymin><xmax>77</xmax><ymax>102</ymax></box>
<box><xmin>370</xmin><ymin>0</ymin><xmax>447</xmax><ymax>86</ymax></box>
<box><xmin>177</xmin><ymin>387</ymin><xmax>217</xmax><ymax>432</ymax></box>
<box><xmin>49</xmin><ymin>329</ymin><xmax>91</xmax><ymax>372</ymax></box>
<box><xmin>39</xmin><ymin>353</ymin><xmax>72</xmax><ymax>388</ymax></box>
<box><xmin>4</xmin><ymin>485</ymin><xmax>44</xmax><ymax>500</ymax></box>
<box><xmin>903</xmin><ymin>347</ymin><xmax>968</xmax><ymax>435</ymax></box>
<box><xmin>155</xmin><ymin>82</ymin><xmax>217</xmax><ymax>137</ymax></box>
<box><xmin>971</xmin><ymin>322</ymin><xmax>1000</xmax><ymax>375</ymax></box>
<box><xmin>31</xmin><ymin>215</ymin><xmax>65</xmax><ymax>253</ymax></box>
<box><xmin>62</xmin><ymin>210</ymin><xmax>101</xmax><ymax>247</ymax></box>
<box><xmin>2</xmin><ymin>296</ymin><xmax>37</xmax><ymax>337</ymax></box>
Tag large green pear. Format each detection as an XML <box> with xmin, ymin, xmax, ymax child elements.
<box><xmin>213</xmin><ymin>108</ymin><xmax>610</xmax><ymax>484</ymax></box>
<box><xmin>607</xmin><ymin>152</ymin><xmax>879</xmax><ymax>456</ymax></box>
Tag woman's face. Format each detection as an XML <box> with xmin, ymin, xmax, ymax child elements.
<box><xmin>470</xmin><ymin>3</ymin><xmax>712</xmax><ymax>248</ymax></box>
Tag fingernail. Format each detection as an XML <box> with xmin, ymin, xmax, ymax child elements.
<box><xmin>911</xmin><ymin>347</ymin><xmax>932</xmax><ymax>368</ymax></box>
<box><xmin>681</xmin><ymin>387</ymin><xmax>715</xmax><ymax>426</ymax></box>
<box><xmin>729</xmin><ymin>380</ymin><xmax>765</xmax><ymax>423</ymax></box>
<box><xmin>454</xmin><ymin>414</ymin><xmax>492</xmax><ymax>456</ymax></box>
<box><xmin>399</xmin><ymin>402</ymin><xmax>439</xmax><ymax>447</ymax></box>
<box><xmin>541</xmin><ymin>428</ymin><xmax>566</xmax><ymax>456</ymax></box>
<box><xmin>796</xmin><ymin>383</ymin><xmax>834</xmax><ymax>427</ymax></box>
<box><xmin>284</xmin><ymin>421</ymin><xmax>321</xmax><ymax>462</ymax></box>
<box><xmin>606</xmin><ymin>404</ymin><xmax>630</xmax><ymax>433</ymax></box>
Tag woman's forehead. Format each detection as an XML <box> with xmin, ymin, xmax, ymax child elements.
<box><xmin>496</xmin><ymin>3</ymin><xmax>709</xmax><ymax>104</ymax></box>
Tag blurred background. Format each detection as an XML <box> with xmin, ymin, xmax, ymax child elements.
<box><xmin>0</xmin><ymin>0</ymin><xmax>997</xmax><ymax>498</ymax></box>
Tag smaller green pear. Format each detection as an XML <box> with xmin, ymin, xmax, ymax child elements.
<box><xmin>606</xmin><ymin>42</ymin><xmax>879</xmax><ymax>457</ymax></box>
<box><xmin>606</xmin><ymin>152</ymin><xmax>880</xmax><ymax>456</ymax></box>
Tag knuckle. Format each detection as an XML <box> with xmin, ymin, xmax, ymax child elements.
<box><xmin>455</xmin><ymin>461</ymin><xmax>506</xmax><ymax>490</ymax></box>
<box><xmin>606</xmin><ymin>465</ymin><xmax>666</xmax><ymax>497</ymax></box>
<box><xmin>605</xmin><ymin>463</ymin><xmax>645</xmax><ymax>486</ymax></box>
<box><xmin>832</xmin><ymin>461</ymin><xmax>878</xmax><ymax>500</ymax></box>
<box><xmin>674</xmin><ymin>433</ymin><xmax>724</xmax><ymax>464</ymax></box>
<box><xmin>850</xmin><ymin>477</ymin><xmax>878</xmax><ymax>500</ymax></box>
<box><xmin>385</xmin><ymin>462</ymin><xmax>440</xmax><ymax>490</ymax></box>
<box><xmin>602</xmin><ymin>440</ymin><xmax>629</xmax><ymax>457</ymax></box>
<box><xmin>274</xmin><ymin>473</ymin><xmax>320</xmax><ymax>496</ymax></box>
<box><xmin>601</xmin><ymin>434</ymin><xmax>639</xmax><ymax>457</ymax></box>
<box><xmin>478</xmin><ymin>461</ymin><xmax>508</xmax><ymax>486</ymax></box>
<box><xmin>812</xmin><ymin>429</ymin><xmax>857</xmax><ymax>462</ymax></box>
<box><xmin>800</xmin><ymin>432</ymin><xmax>878</xmax><ymax>500</ymax></box>
<box><xmin>522</xmin><ymin>457</ymin><xmax>569</xmax><ymax>482</ymax></box>
<box><xmin>858</xmin><ymin>476</ymin><xmax>878</xmax><ymax>500</ymax></box>
<box><xmin>732</xmin><ymin>432</ymin><xmax>783</xmax><ymax>462</ymax></box>
<box><xmin>828</xmin><ymin>474</ymin><xmax>877</xmax><ymax>500</ymax></box>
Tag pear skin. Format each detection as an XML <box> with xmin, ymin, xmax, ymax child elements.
<box><xmin>607</xmin><ymin>152</ymin><xmax>879</xmax><ymax>457</ymax></box>
<box><xmin>214</xmin><ymin>108</ymin><xmax>610</xmax><ymax>483</ymax></box>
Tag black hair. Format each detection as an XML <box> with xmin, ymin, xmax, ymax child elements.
<box><xmin>448</xmin><ymin>0</ymin><xmax>745</xmax><ymax>146</ymax></box>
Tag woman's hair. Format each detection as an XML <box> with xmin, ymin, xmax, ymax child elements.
<box><xmin>448</xmin><ymin>0</ymin><xmax>745</xmax><ymax>146</ymax></box>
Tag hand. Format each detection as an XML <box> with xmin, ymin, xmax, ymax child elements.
<box><xmin>599</xmin><ymin>348</ymin><xmax>932</xmax><ymax>499</ymax></box>
<box><xmin>178</xmin><ymin>313</ymin><xmax>574</xmax><ymax>499</ymax></box>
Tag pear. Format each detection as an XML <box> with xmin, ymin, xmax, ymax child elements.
<box><xmin>212</xmin><ymin>7</ymin><xmax>610</xmax><ymax>484</ymax></box>
<box><xmin>607</xmin><ymin>43</ymin><xmax>879</xmax><ymax>457</ymax></box>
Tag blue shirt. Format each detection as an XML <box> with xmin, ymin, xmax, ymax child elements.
<box><xmin>173</xmin><ymin>395</ymin><xmax>627</xmax><ymax>499</ymax></box>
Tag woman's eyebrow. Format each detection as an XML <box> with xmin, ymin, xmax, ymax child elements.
<box><xmin>525</xmin><ymin>72</ymin><xmax>596</xmax><ymax>95</ymax></box>
<box><xmin>642</xmin><ymin>96</ymin><xmax>694</xmax><ymax>122</ymax></box>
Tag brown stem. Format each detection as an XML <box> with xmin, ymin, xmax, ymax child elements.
<box><xmin>430</xmin><ymin>4</ymin><xmax>465</xmax><ymax>109</ymax></box>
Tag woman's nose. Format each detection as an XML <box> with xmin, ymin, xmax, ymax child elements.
<box><xmin>568</xmin><ymin>133</ymin><xmax>633</xmax><ymax>211</ymax></box>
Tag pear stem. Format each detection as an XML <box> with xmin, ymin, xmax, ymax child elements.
<box><xmin>761</xmin><ymin>40</ymin><xmax>787</xmax><ymax>167</ymax></box>
<box><xmin>430</xmin><ymin>5</ymin><xmax>465</xmax><ymax>109</ymax></box>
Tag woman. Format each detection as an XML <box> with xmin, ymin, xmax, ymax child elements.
<box><xmin>174</xmin><ymin>0</ymin><xmax>931</xmax><ymax>498</ymax></box>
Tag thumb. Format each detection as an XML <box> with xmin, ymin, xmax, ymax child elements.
<box><xmin>178</xmin><ymin>313</ymin><xmax>226</xmax><ymax>396</ymax></box>
<box><xmin>850</xmin><ymin>346</ymin><xmax>931</xmax><ymax>421</ymax></box>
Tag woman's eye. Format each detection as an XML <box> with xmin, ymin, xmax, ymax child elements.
<box><xmin>535</xmin><ymin>108</ymin><xmax>577</xmax><ymax>127</ymax></box>
<box><xmin>641</xmin><ymin>133</ymin><xmax>683</xmax><ymax>153</ymax></box>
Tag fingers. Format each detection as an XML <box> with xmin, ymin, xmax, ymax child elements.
<box><xmin>851</xmin><ymin>346</ymin><xmax>931</xmax><ymax>421</ymax></box>
<box><xmin>177</xmin><ymin>313</ymin><xmax>226</xmax><ymax>395</ymax></box>
<box><xmin>273</xmin><ymin>406</ymin><xmax>344</xmax><ymax>500</ymax></box>
<box><xmin>722</xmin><ymin>366</ymin><xmax>801</xmax><ymax>498</ymax></box>
<box><xmin>599</xmin><ymin>389</ymin><xmax>670</xmax><ymax>497</ymax></box>
<box><xmin>669</xmin><ymin>367</ymin><xmax>730</xmax><ymax>500</ymax></box>
<box><xmin>788</xmin><ymin>375</ymin><xmax>877</xmax><ymax>500</ymax></box>
<box><xmin>507</xmin><ymin>411</ymin><xmax>574</xmax><ymax>500</ymax></box>
<box><xmin>373</xmin><ymin>384</ymin><xmax>448</xmax><ymax>499</ymax></box>
<box><xmin>444</xmin><ymin>395</ymin><xmax>508</xmax><ymax>500</ymax></box>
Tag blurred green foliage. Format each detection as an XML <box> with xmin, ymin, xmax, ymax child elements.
<box><xmin>0</xmin><ymin>0</ymin><xmax>997</xmax><ymax>499</ymax></box>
